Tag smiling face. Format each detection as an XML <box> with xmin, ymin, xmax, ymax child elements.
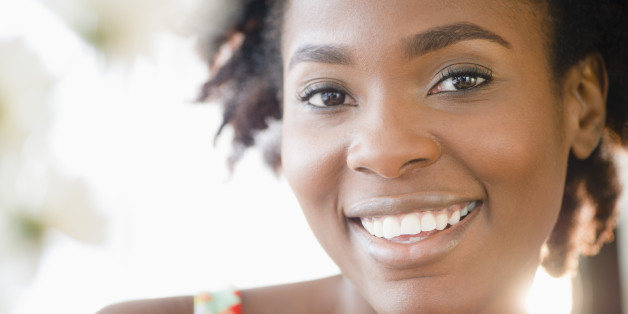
<box><xmin>280</xmin><ymin>0</ymin><xmax>574</xmax><ymax>312</ymax></box>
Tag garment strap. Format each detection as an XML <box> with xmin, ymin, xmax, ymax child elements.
<box><xmin>194</xmin><ymin>288</ymin><xmax>242</xmax><ymax>314</ymax></box>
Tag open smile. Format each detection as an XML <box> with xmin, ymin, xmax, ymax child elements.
<box><xmin>348</xmin><ymin>197</ymin><xmax>483</xmax><ymax>268</ymax></box>
<box><xmin>360</xmin><ymin>201</ymin><xmax>478</xmax><ymax>243</ymax></box>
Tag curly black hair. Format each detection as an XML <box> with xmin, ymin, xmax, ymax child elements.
<box><xmin>198</xmin><ymin>0</ymin><xmax>628</xmax><ymax>277</ymax></box>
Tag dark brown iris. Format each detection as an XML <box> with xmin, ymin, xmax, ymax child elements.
<box><xmin>452</xmin><ymin>76</ymin><xmax>477</xmax><ymax>90</ymax></box>
<box><xmin>321</xmin><ymin>91</ymin><xmax>345</xmax><ymax>106</ymax></box>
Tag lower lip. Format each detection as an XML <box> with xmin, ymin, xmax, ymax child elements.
<box><xmin>349</xmin><ymin>203</ymin><xmax>481</xmax><ymax>269</ymax></box>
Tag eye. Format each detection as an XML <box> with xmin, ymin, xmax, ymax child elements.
<box><xmin>432</xmin><ymin>75</ymin><xmax>486</xmax><ymax>93</ymax></box>
<box><xmin>428</xmin><ymin>65</ymin><xmax>493</xmax><ymax>95</ymax></box>
<box><xmin>309</xmin><ymin>90</ymin><xmax>349</xmax><ymax>107</ymax></box>
<box><xmin>298</xmin><ymin>83</ymin><xmax>357</xmax><ymax>108</ymax></box>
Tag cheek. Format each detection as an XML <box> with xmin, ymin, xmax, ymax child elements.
<box><xmin>282</xmin><ymin>125</ymin><xmax>341</xmax><ymax>197</ymax></box>
<box><xmin>281</xmin><ymin>115</ymin><xmax>357</xmax><ymax>263</ymax></box>
<box><xmin>281</xmin><ymin>114</ymin><xmax>346</xmax><ymax>217</ymax></box>
<box><xmin>466</xmin><ymin>116</ymin><xmax>566</xmax><ymax>191</ymax></box>
<box><xmin>458</xmin><ymin>99</ymin><xmax>569</xmax><ymax>254</ymax></box>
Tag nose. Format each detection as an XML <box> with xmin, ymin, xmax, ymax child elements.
<box><xmin>346</xmin><ymin>115</ymin><xmax>440</xmax><ymax>179</ymax></box>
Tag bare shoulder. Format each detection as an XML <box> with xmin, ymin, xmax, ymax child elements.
<box><xmin>96</xmin><ymin>296</ymin><xmax>193</xmax><ymax>314</ymax></box>
<box><xmin>241</xmin><ymin>275</ymin><xmax>371</xmax><ymax>314</ymax></box>
<box><xmin>95</xmin><ymin>276</ymin><xmax>372</xmax><ymax>314</ymax></box>
<box><xmin>242</xmin><ymin>276</ymin><xmax>340</xmax><ymax>314</ymax></box>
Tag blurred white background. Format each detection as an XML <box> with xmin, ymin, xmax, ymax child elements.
<box><xmin>0</xmin><ymin>1</ymin><xmax>624</xmax><ymax>313</ymax></box>
<box><xmin>0</xmin><ymin>1</ymin><xmax>337</xmax><ymax>313</ymax></box>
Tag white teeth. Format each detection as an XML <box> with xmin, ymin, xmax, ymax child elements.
<box><xmin>397</xmin><ymin>235</ymin><xmax>426</xmax><ymax>244</ymax></box>
<box><xmin>421</xmin><ymin>212</ymin><xmax>436</xmax><ymax>232</ymax></box>
<box><xmin>373</xmin><ymin>220</ymin><xmax>384</xmax><ymax>237</ymax></box>
<box><xmin>400</xmin><ymin>214</ymin><xmax>421</xmax><ymax>235</ymax></box>
<box><xmin>383</xmin><ymin>217</ymin><xmax>400</xmax><ymax>239</ymax></box>
<box><xmin>448</xmin><ymin>210</ymin><xmax>461</xmax><ymax>225</ymax></box>
<box><xmin>460</xmin><ymin>206</ymin><xmax>468</xmax><ymax>217</ymax></box>
<box><xmin>359</xmin><ymin>201</ymin><xmax>480</xmax><ymax>240</ymax></box>
<box><xmin>467</xmin><ymin>201</ymin><xmax>477</xmax><ymax>212</ymax></box>
<box><xmin>361</xmin><ymin>218</ymin><xmax>374</xmax><ymax>234</ymax></box>
<box><xmin>435</xmin><ymin>213</ymin><xmax>448</xmax><ymax>230</ymax></box>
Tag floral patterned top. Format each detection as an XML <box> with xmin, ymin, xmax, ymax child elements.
<box><xmin>194</xmin><ymin>289</ymin><xmax>242</xmax><ymax>314</ymax></box>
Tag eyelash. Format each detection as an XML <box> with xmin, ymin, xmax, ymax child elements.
<box><xmin>297</xmin><ymin>82</ymin><xmax>354</xmax><ymax>108</ymax></box>
<box><xmin>429</xmin><ymin>64</ymin><xmax>494</xmax><ymax>95</ymax></box>
<box><xmin>298</xmin><ymin>83</ymin><xmax>341</xmax><ymax>101</ymax></box>
<box><xmin>297</xmin><ymin>64</ymin><xmax>494</xmax><ymax>108</ymax></box>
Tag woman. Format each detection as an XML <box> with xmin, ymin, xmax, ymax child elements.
<box><xmin>100</xmin><ymin>0</ymin><xmax>628</xmax><ymax>313</ymax></box>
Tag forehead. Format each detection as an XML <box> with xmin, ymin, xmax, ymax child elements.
<box><xmin>281</xmin><ymin>0</ymin><xmax>544</xmax><ymax>65</ymax></box>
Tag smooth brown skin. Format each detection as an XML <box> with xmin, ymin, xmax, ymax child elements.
<box><xmin>281</xmin><ymin>0</ymin><xmax>606</xmax><ymax>313</ymax></box>
<box><xmin>97</xmin><ymin>0</ymin><xmax>608</xmax><ymax>313</ymax></box>
<box><xmin>97</xmin><ymin>296</ymin><xmax>193</xmax><ymax>314</ymax></box>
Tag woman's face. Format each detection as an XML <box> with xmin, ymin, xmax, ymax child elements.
<box><xmin>281</xmin><ymin>0</ymin><xmax>572</xmax><ymax>312</ymax></box>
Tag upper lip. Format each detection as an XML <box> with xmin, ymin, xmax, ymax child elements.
<box><xmin>345</xmin><ymin>191</ymin><xmax>479</xmax><ymax>218</ymax></box>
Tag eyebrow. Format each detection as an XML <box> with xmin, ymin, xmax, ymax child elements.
<box><xmin>404</xmin><ymin>22</ymin><xmax>512</xmax><ymax>58</ymax></box>
<box><xmin>287</xmin><ymin>22</ymin><xmax>511</xmax><ymax>70</ymax></box>
<box><xmin>288</xmin><ymin>45</ymin><xmax>352</xmax><ymax>70</ymax></box>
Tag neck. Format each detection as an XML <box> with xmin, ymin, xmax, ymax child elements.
<box><xmin>477</xmin><ymin>258</ymin><xmax>540</xmax><ymax>314</ymax></box>
<box><xmin>337</xmin><ymin>276</ymin><xmax>377</xmax><ymax>314</ymax></box>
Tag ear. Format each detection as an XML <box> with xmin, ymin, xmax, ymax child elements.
<box><xmin>564</xmin><ymin>54</ymin><xmax>608</xmax><ymax>159</ymax></box>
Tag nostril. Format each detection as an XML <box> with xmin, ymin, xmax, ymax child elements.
<box><xmin>401</xmin><ymin>157</ymin><xmax>436</xmax><ymax>170</ymax></box>
<box><xmin>346</xmin><ymin>132</ymin><xmax>441</xmax><ymax>178</ymax></box>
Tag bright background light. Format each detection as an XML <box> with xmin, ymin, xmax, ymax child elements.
<box><xmin>526</xmin><ymin>269</ymin><xmax>573</xmax><ymax>314</ymax></box>
<box><xmin>1</xmin><ymin>1</ymin><xmax>625</xmax><ymax>314</ymax></box>
<box><xmin>2</xmin><ymin>2</ymin><xmax>337</xmax><ymax>313</ymax></box>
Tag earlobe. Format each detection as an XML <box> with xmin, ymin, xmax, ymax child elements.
<box><xmin>567</xmin><ymin>54</ymin><xmax>608</xmax><ymax>159</ymax></box>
